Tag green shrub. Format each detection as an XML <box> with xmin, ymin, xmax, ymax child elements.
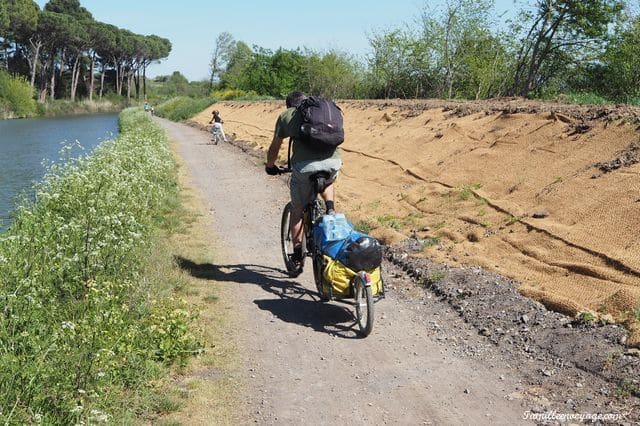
<box><xmin>211</xmin><ymin>88</ymin><xmax>274</xmax><ymax>101</ymax></box>
<box><xmin>0</xmin><ymin>109</ymin><xmax>201</xmax><ymax>423</ymax></box>
<box><xmin>154</xmin><ymin>96</ymin><xmax>217</xmax><ymax>121</ymax></box>
<box><xmin>0</xmin><ymin>70</ymin><xmax>37</xmax><ymax>118</ymax></box>
<box><xmin>38</xmin><ymin>99</ymin><xmax>121</xmax><ymax>117</ymax></box>
<box><xmin>564</xmin><ymin>92</ymin><xmax>611</xmax><ymax>105</ymax></box>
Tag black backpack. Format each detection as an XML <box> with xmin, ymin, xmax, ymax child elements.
<box><xmin>296</xmin><ymin>96</ymin><xmax>344</xmax><ymax>151</ymax></box>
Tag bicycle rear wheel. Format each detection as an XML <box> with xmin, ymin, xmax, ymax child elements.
<box><xmin>281</xmin><ymin>202</ymin><xmax>304</xmax><ymax>277</ymax></box>
<box><xmin>352</xmin><ymin>272</ymin><xmax>374</xmax><ymax>337</ymax></box>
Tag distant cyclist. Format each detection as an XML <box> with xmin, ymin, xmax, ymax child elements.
<box><xmin>265</xmin><ymin>91</ymin><xmax>342</xmax><ymax>273</ymax></box>
<box><xmin>209</xmin><ymin>110</ymin><xmax>229</xmax><ymax>144</ymax></box>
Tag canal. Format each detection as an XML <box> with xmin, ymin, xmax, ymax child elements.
<box><xmin>0</xmin><ymin>113</ymin><xmax>119</xmax><ymax>230</ymax></box>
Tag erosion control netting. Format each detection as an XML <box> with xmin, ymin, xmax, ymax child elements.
<box><xmin>190</xmin><ymin>99</ymin><xmax>640</xmax><ymax>345</ymax></box>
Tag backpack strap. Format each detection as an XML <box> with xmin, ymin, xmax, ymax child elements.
<box><xmin>287</xmin><ymin>137</ymin><xmax>292</xmax><ymax>170</ymax></box>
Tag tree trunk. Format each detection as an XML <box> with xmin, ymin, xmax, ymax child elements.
<box><xmin>99</xmin><ymin>67</ymin><xmax>105</xmax><ymax>99</ymax></box>
<box><xmin>126</xmin><ymin>72</ymin><xmax>131</xmax><ymax>99</ymax></box>
<box><xmin>134</xmin><ymin>68</ymin><xmax>140</xmax><ymax>100</ymax></box>
<box><xmin>70</xmin><ymin>56</ymin><xmax>80</xmax><ymax>101</ymax></box>
<box><xmin>143</xmin><ymin>63</ymin><xmax>147</xmax><ymax>99</ymax></box>
<box><xmin>28</xmin><ymin>39</ymin><xmax>41</xmax><ymax>89</ymax></box>
<box><xmin>73</xmin><ymin>62</ymin><xmax>81</xmax><ymax>100</ymax></box>
<box><xmin>49</xmin><ymin>61</ymin><xmax>56</xmax><ymax>101</ymax></box>
<box><xmin>38</xmin><ymin>61</ymin><xmax>49</xmax><ymax>103</ymax></box>
<box><xmin>89</xmin><ymin>54</ymin><xmax>95</xmax><ymax>102</ymax></box>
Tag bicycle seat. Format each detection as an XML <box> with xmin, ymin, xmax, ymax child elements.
<box><xmin>309</xmin><ymin>171</ymin><xmax>332</xmax><ymax>194</ymax></box>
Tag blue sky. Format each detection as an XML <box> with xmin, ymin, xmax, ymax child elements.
<box><xmin>35</xmin><ymin>0</ymin><xmax>519</xmax><ymax>82</ymax></box>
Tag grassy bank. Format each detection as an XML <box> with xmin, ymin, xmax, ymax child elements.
<box><xmin>37</xmin><ymin>99</ymin><xmax>124</xmax><ymax>118</ymax></box>
<box><xmin>153</xmin><ymin>90</ymin><xmax>274</xmax><ymax>122</ymax></box>
<box><xmin>0</xmin><ymin>109</ymin><xmax>202</xmax><ymax>423</ymax></box>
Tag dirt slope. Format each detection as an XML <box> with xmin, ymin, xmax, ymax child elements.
<box><xmin>191</xmin><ymin>99</ymin><xmax>640</xmax><ymax>345</ymax></box>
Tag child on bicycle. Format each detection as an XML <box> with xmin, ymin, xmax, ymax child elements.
<box><xmin>209</xmin><ymin>110</ymin><xmax>229</xmax><ymax>144</ymax></box>
<box><xmin>265</xmin><ymin>91</ymin><xmax>342</xmax><ymax>274</ymax></box>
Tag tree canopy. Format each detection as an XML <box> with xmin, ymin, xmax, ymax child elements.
<box><xmin>209</xmin><ymin>0</ymin><xmax>637</xmax><ymax>104</ymax></box>
<box><xmin>0</xmin><ymin>0</ymin><xmax>171</xmax><ymax>101</ymax></box>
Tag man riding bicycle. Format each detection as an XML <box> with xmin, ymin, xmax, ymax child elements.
<box><xmin>265</xmin><ymin>91</ymin><xmax>342</xmax><ymax>275</ymax></box>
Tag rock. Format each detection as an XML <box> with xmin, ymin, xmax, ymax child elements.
<box><xmin>600</xmin><ymin>314</ymin><xmax>615</xmax><ymax>324</ymax></box>
<box><xmin>625</xmin><ymin>348</ymin><xmax>640</xmax><ymax>358</ymax></box>
<box><xmin>532</xmin><ymin>211</ymin><xmax>548</xmax><ymax>219</ymax></box>
<box><xmin>464</xmin><ymin>388</ymin><xmax>470</xmax><ymax>394</ymax></box>
<box><xmin>521</xmin><ymin>314</ymin><xmax>530</xmax><ymax>324</ymax></box>
<box><xmin>542</xmin><ymin>369</ymin><xmax>554</xmax><ymax>377</ymax></box>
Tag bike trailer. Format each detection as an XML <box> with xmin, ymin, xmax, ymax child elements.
<box><xmin>314</xmin><ymin>214</ymin><xmax>384</xmax><ymax>298</ymax></box>
<box><xmin>322</xmin><ymin>255</ymin><xmax>383</xmax><ymax>298</ymax></box>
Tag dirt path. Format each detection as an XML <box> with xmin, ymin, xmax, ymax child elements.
<box><xmin>156</xmin><ymin>118</ymin><xmax>537</xmax><ymax>425</ymax></box>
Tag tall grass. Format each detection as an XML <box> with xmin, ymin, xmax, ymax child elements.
<box><xmin>154</xmin><ymin>96</ymin><xmax>217</xmax><ymax>121</ymax></box>
<box><xmin>37</xmin><ymin>99</ymin><xmax>123</xmax><ymax>117</ymax></box>
<box><xmin>154</xmin><ymin>91</ymin><xmax>276</xmax><ymax>122</ymax></box>
<box><xmin>0</xmin><ymin>109</ymin><xmax>201</xmax><ymax>423</ymax></box>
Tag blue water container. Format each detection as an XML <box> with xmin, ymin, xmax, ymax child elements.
<box><xmin>315</xmin><ymin>213</ymin><xmax>353</xmax><ymax>258</ymax></box>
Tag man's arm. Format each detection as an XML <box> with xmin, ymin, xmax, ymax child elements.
<box><xmin>266</xmin><ymin>135</ymin><xmax>285</xmax><ymax>167</ymax></box>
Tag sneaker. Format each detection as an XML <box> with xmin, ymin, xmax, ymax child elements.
<box><xmin>287</xmin><ymin>251</ymin><xmax>304</xmax><ymax>277</ymax></box>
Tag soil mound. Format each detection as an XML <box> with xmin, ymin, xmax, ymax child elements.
<box><xmin>190</xmin><ymin>98</ymin><xmax>640</xmax><ymax>345</ymax></box>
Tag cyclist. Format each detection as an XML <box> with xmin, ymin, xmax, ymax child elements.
<box><xmin>265</xmin><ymin>91</ymin><xmax>342</xmax><ymax>274</ymax></box>
<box><xmin>209</xmin><ymin>110</ymin><xmax>228</xmax><ymax>144</ymax></box>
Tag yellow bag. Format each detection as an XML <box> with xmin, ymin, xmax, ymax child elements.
<box><xmin>322</xmin><ymin>255</ymin><xmax>383</xmax><ymax>298</ymax></box>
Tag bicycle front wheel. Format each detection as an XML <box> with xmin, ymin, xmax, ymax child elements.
<box><xmin>352</xmin><ymin>272</ymin><xmax>374</xmax><ymax>337</ymax></box>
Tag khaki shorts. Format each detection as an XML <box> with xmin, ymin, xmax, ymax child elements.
<box><xmin>290</xmin><ymin>158</ymin><xmax>342</xmax><ymax>209</ymax></box>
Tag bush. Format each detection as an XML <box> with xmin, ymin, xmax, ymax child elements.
<box><xmin>154</xmin><ymin>96</ymin><xmax>217</xmax><ymax>121</ymax></box>
<box><xmin>0</xmin><ymin>109</ymin><xmax>201</xmax><ymax>423</ymax></box>
<box><xmin>211</xmin><ymin>88</ymin><xmax>273</xmax><ymax>101</ymax></box>
<box><xmin>38</xmin><ymin>99</ymin><xmax>122</xmax><ymax>117</ymax></box>
<box><xmin>563</xmin><ymin>92</ymin><xmax>611</xmax><ymax>105</ymax></box>
<box><xmin>0</xmin><ymin>70</ymin><xmax>37</xmax><ymax>118</ymax></box>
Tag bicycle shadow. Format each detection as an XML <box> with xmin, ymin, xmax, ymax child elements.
<box><xmin>174</xmin><ymin>256</ymin><xmax>362</xmax><ymax>339</ymax></box>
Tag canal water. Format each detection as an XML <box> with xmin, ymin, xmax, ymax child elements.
<box><xmin>0</xmin><ymin>113</ymin><xmax>119</xmax><ymax>230</ymax></box>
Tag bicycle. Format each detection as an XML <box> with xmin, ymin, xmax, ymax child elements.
<box><xmin>210</xmin><ymin>125</ymin><xmax>221</xmax><ymax>145</ymax></box>
<box><xmin>278</xmin><ymin>167</ymin><xmax>385</xmax><ymax>336</ymax></box>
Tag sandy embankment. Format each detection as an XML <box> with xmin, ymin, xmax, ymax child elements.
<box><xmin>190</xmin><ymin>99</ymin><xmax>640</xmax><ymax>345</ymax></box>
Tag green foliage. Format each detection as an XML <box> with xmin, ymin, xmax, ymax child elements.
<box><xmin>37</xmin><ymin>99</ymin><xmax>122</xmax><ymax>117</ymax></box>
<box><xmin>510</xmin><ymin>0</ymin><xmax>624</xmax><ymax>97</ymax></box>
<box><xmin>0</xmin><ymin>110</ymin><xmax>202</xmax><ymax>423</ymax></box>
<box><xmin>354</xmin><ymin>220</ymin><xmax>374</xmax><ymax>234</ymax></box>
<box><xmin>459</xmin><ymin>183</ymin><xmax>482</xmax><ymax>201</ymax></box>
<box><xmin>564</xmin><ymin>92</ymin><xmax>611</xmax><ymax>105</ymax></box>
<box><xmin>154</xmin><ymin>96</ymin><xmax>217</xmax><ymax>121</ymax></box>
<box><xmin>377</xmin><ymin>214</ymin><xmax>401</xmax><ymax>230</ymax></box>
<box><xmin>575</xmin><ymin>310</ymin><xmax>597</xmax><ymax>324</ymax></box>
<box><xmin>211</xmin><ymin>88</ymin><xmax>272</xmax><ymax>101</ymax></box>
<box><xmin>367</xmin><ymin>29</ymin><xmax>434</xmax><ymax>98</ymax></box>
<box><xmin>506</xmin><ymin>215</ymin><xmax>521</xmax><ymax>225</ymax></box>
<box><xmin>600</xmin><ymin>16</ymin><xmax>640</xmax><ymax>102</ymax></box>
<box><xmin>615</xmin><ymin>379</ymin><xmax>638</xmax><ymax>399</ymax></box>
<box><xmin>426</xmin><ymin>271</ymin><xmax>447</xmax><ymax>283</ymax></box>
<box><xmin>422</xmin><ymin>237</ymin><xmax>441</xmax><ymax>249</ymax></box>
<box><xmin>0</xmin><ymin>70</ymin><xmax>37</xmax><ymax>118</ymax></box>
<box><xmin>301</xmin><ymin>49</ymin><xmax>364</xmax><ymax>98</ymax></box>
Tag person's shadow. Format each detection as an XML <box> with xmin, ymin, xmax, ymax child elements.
<box><xmin>175</xmin><ymin>256</ymin><xmax>363</xmax><ymax>338</ymax></box>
